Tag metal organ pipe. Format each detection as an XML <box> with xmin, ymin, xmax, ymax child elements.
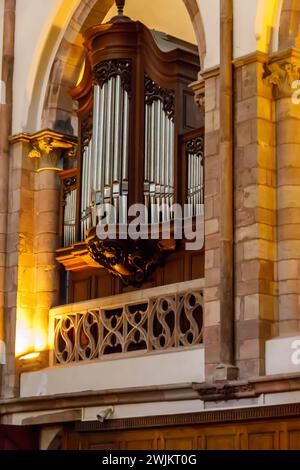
<box><xmin>65</xmin><ymin>189</ymin><xmax>76</xmax><ymax>247</ymax></box>
<box><xmin>186</xmin><ymin>144</ymin><xmax>204</xmax><ymax>217</ymax></box>
<box><xmin>120</xmin><ymin>88</ymin><xmax>129</xmax><ymax>225</ymax></box>
<box><xmin>144</xmin><ymin>104</ymin><xmax>150</xmax><ymax>213</ymax></box>
<box><xmin>95</xmin><ymin>81</ymin><xmax>107</xmax><ymax>227</ymax></box>
<box><xmin>122</xmin><ymin>89</ymin><xmax>129</xmax><ymax>182</ymax></box>
<box><xmin>144</xmin><ymin>97</ymin><xmax>175</xmax><ymax>224</ymax></box>
<box><xmin>113</xmin><ymin>76</ymin><xmax>122</xmax><ymax>222</ymax></box>
<box><xmin>105</xmin><ymin>79</ymin><xmax>113</xmax><ymax>192</ymax></box>
<box><xmin>114</xmin><ymin>76</ymin><xmax>121</xmax><ymax>183</ymax></box>
<box><xmin>80</xmin><ymin>74</ymin><xmax>130</xmax><ymax>236</ymax></box>
<box><xmin>81</xmin><ymin>146</ymin><xmax>87</xmax><ymax>239</ymax></box>
<box><xmin>93</xmin><ymin>84</ymin><xmax>100</xmax><ymax>197</ymax></box>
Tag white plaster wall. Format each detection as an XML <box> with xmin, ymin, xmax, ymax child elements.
<box><xmin>13</xmin><ymin>0</ymin><xmax>58</xmax><ymax>133</ymax></box>
<box><xmin>198</xmin><ymin>0</ymin><xmax>220</xmax><ymax>69</ymax></box>
<box><xmin>266</xmin><ymin>336</ymin><xmax>300</xmax><ymax>376</ymax></box>
<box><xmin>20</xmin><ymin>348</ymin><xmax>205</xmax><ymax>398</ymax></box>
<box><xmin>234</xmin><ymin>0</ymin><xmax>259</xmax><ymax>58</ymax></box>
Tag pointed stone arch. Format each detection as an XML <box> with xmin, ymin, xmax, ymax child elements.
<box><xmin>38</xmin><ymin>0</ymin><xmax>206</xmax><ymax>132</ymax></box>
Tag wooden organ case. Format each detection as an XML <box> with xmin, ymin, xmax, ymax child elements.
<box><xmin>57</xmin><ymin>3</ymin><xmax>204</xmax><ymax>303</ymax></box>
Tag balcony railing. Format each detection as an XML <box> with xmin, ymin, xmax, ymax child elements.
<box><xmin>49</xmin><ymin>280</ymin><xmax>204</xmax><ymax>366</ymax></box>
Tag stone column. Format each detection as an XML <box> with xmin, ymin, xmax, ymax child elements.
<box><xmin>0</xmin><ymin>0</ymin><xmax>16</xmax><ymax>390</ymax></box>
<box><xmin>193</xmin><ymin>69</ymin><xmax>222</xmax><ymax>380</ymax></box>
<box><xmin>31</xmin><ymin>135</ymin><xmax>71</xmax><ymax>354</ymax></box>
<box><xmin>217</xmin><ymin>0</ymin><xmax>237</xmax><ymax>381</ymax></box>
<box><xmin>234</xmin><ymin>53</ymin><xmax>277</xmax><ymax>378</ymax></box>
<box><xmin>2</xmin><ymin>138</ymin><xmax>35</xmax><ymax>398</ymax></box>
<box><xmin>265</xmin><ymin>49</ymin><xmax>300</xmax><ymax>335</ymax></box>
<box><xmin>2</xmin><ymin>131</ymin><xmax>76</xmax><ymax>398</ymax></box>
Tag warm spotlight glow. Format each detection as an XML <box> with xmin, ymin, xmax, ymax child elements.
<box><xmin>16</xmin><ymin>309</ymin><xmax>48</xmax><ymax>357</ymax></box>
<box><xmin>33</xmin><ymin>327</ymin><xmax>48</xmax><ymax>352</ymax></box>
<box><xmin>76</xmin><ymin>59</ymin><xmax>86</xmax><ymax>86</ymax></box>
<box><xmin>15</xmin><ymin>312</ymin><xmax>33</xmax><ymax>356</ymax></box>
<box><xmin>19</xmin><ymin>352</ymin><xmax>41</xmax><ymax>361</ymax></box>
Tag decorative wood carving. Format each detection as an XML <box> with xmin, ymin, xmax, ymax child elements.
<box><xmin>111</xmin><ymin>0</ymin><xmax>131</xmax><ymax>23</ymax></box>
<box><xmin>53</xmin><ymin>288</ymin><xmax>203</xmax><ymax>364</ymax></box>
<box><xmin>81</xmin><ymin>111</ymin><xmax>93</xmax><ymax>147</ymax></box>
<box><xmin>145</xmin><ymin>75</ymin><xmax>175</xmax><ymax>120</ymax></box>
<box><xmin>63</xmin><ymin>176</ymin><xmax>77</xmax><ymax>202</ymax></box>
<box><xmin>186</xmin><ymin>136</ymin><xmax>204</xmax><ymax>158</ymax></box>
<box><xmin>86</xmin><ymin>229</ymin><xmax>175</xmax><ymax>286</ymax></box>
<box><xmin>93</xmin><ymin>60</ymin><xmax>132</xmax><ymax>96</ymax></box>
<box><xmin>116</xmin><ymin>0</ymin><xmax>126</xmax><ymax>16</ymax></box>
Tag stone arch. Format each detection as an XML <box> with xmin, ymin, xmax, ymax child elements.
<box><xmin>40</xmin><ymin>0</ymin><xmax>114</xmax><ymax>132</ymax></box>
<box><xmin>278</xmin><ymin>0</ymin><xmax>300</xmax><ymax>49</ymax></box>
<box><xmin>39</xmin><ymin>0</ymin><xmax>206</xmax><ymax>132</ymax></box>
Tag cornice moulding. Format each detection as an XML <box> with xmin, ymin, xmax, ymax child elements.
<box><xmin>9</xmin><ymin>129</ymin><xmax>77</xmax><ymax>146</ymax></box>
<box><xmin>233</xmin><ymin>51</ymin><xmax>268</xmax><ymax>69</ymax></box>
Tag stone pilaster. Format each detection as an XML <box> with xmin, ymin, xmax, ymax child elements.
<box><xmin>264</xmin><ymin>49</ymin><xmax>300</xmax><ymax>336</ymax></box>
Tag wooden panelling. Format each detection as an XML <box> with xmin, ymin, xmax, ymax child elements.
<box><xmin>65</xmin><ymin>416</ymin><xmax>300</xmax><ymax>450</ymax></box>
<box><xmin>0</xmin><ymin>426</ymin><xmax>38</xmax><ymax>450</ymax></box>
<box><xmin>183</xmin><ymin>91</ymin><xmax>204</xmax><ymax>131</ymax></box>
<box><xmin>71</xmin><ymin>278</ymin><xmax>92</xmax><ymax>303</ymax></box>
<box><xmin>69</xmin><ymin>251</ymin><xmax>204</xmax><ymax>303</ymax></box>
<box><xmin>288</xmin><ymin>430</ymin><xmax>300</xmax><ymax>450</ymax></box>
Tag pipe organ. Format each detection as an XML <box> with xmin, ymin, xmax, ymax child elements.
<box><xmin>57</xmin><ymin>5</ymin><xmax>204</xmax><ymax>297</ymax></box>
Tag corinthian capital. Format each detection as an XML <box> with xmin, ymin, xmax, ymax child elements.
<box><xmin>10</xmin><ymin>130</ymin><xmax>77</xmax><ymax>171</ymax></box>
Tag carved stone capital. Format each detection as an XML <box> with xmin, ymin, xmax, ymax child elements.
<box><xmin>190</xmin><ymin>79</ymin><xmax>205</xmax><ymax>111</ymax></box>
<box><xmin>10</xmin><ymin>130</ymin><xmax>77</xmax><ymax>171</ymax></box>
<box><xmin>263</xmin><ymin>53</ymin><xmax>300</xmax><ymax>99</ymax></box>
